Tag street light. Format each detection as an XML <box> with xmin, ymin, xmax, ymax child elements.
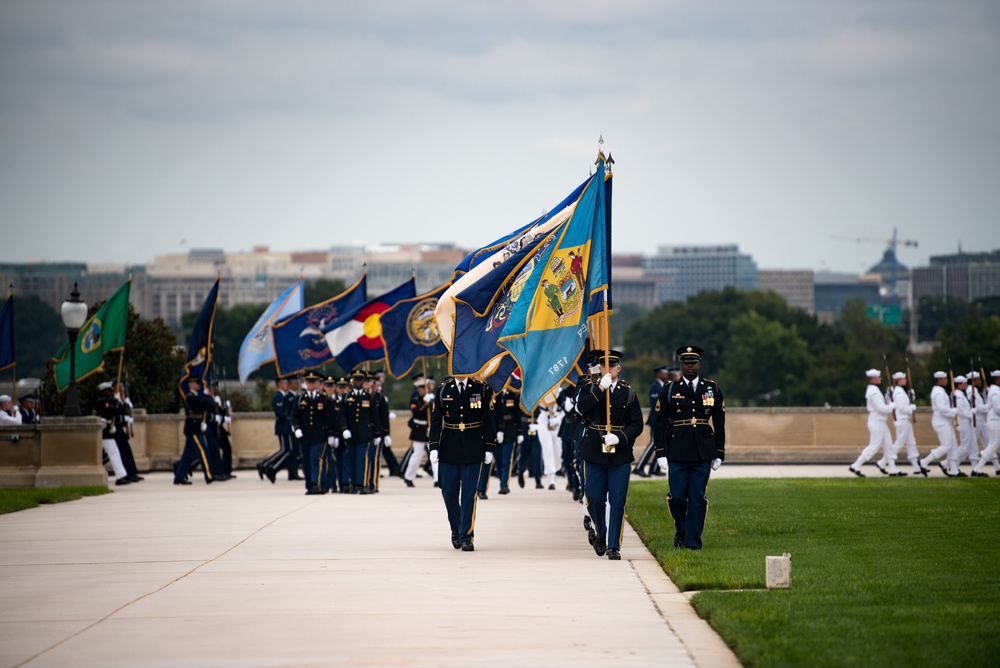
<box><xmin>61</xmin><ymin>283</ymin><xmax>88</xmax><ymax>417</ymax></box>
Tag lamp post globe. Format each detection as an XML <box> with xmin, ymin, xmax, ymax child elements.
<box><xmin>61</xmin><ymin>283</ymin><xmax>88</xmax><ymax>418</ymax></box>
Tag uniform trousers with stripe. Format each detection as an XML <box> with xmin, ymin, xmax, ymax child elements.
<box><xmin>438</xmin><ymin>461</ymin><xmax>482</xmax><ymax>541</ymax></box>
<box><xmin>667</xmin><ymin>460</ymin><xmax>712</xmax><ymax>549</ymax></box>
<box><xmin>175</xmin><ymin>434</ymin><xmax>213</xmax><ymax>483</ymax></box>
<box><xmin>583</xmin><ymin>460</ymin><xmax>630</xmax><ymax>550</ymax></box>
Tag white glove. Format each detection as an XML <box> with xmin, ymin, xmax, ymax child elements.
<box><xmin>200</xmin><ymin>422</ymin><xmax>207</xmax><ymax>432</ymax></box>
<box><xmin>496</xmin><ymin>430</ymin><xmax>504</xmax><ymax>444</ymax></box>
<box><xmin>429</xmin><ymin>449</ymin><xmax>439</xmax><ymax>464</ymax></box>
<box><xmin>528</xmin><ymin>423</ymin><xmax>538</xmax><ymax>431</ymax></box>
<box><xmin>424</xmin><ymin>393</ymin><xmax>435</xmax><ymax>403</ymax></box>
<box><xmin>100</xmin><ymin>417</ymin><xmax>109</xmax><ymax>425</ymax></box>
<box><xmin>124</xmin><ymin>398</ymin><xmax>133</xmax><ymax>408</ymax></box>
<box><xmin>224</xmin><ymin>416</ymin><xmax>231</xmax><ymax>424</ymax></box>
<box><xmin>712</xmin><ymin>458</ymin><xmax>722</xmax><ymax>471</ymax></box>
<box><xmin>294</xmin><ymin>428</ymin><xmax>304</xmax><ymax>439</ymax></box>
<box><xmin>225</xmin><ymin>400</ymin><xmax>232</xmax><ymax>409</ymax></box>
<box><xmin>563</xmin><ymin>397</ymin><xmax>574</xmax><ymax>412</ymax></box>
<box><xmin>517</xmin><ymin>435</ymin><xmax>524</xmax><ymax>444</ymax></box>
<box><xmin>602</xmin><ymin>433</ymin><xmax>619</xmax><ymax>446</ymax></box>
<box><xmin>215</xmin><ymin>414</ymin><xmax>223</xmax><ymax>424</ymax></box>
<box><xmin>383</xmin><ymin>435</ymin><xmax>392</xmax><ymax>447</ymax></box>
<box><xmin>588</xmin><ymin>364</ymin><xmax>601</xmax><ymax>375</ymax></box>
<box><xmin>599</xmin><ymin>373</ymin><xmax>613</xmax><ymax>390</ymax></box>
<box><xmin>125</xmin><ymin>416</ymin><xmax>134</xmax><ymax>424</ymax></box>
<box><xmin>342</xmin><ymin>429</ymin><xmax>352</xmax><ymax>440</ymax></box>
<box><xmin>327</xmin><ymin>436</ymin><xmax>335</xmax><ymax>445</ymax></box>
<box><xmin>656</xmin><ymin>457</ymin><xmax>668</xmax><ymax>470</ymax></box>
<box><xmin>12</xmin><ymin>405</ymin><xmax>20</xmax><ymax>414</ymax></box>
<box><xmin>389</xmin><ymin>412</ymin><xmax>397</xmax><ymax>419</ymax></box>
<box><xmin>484</xmin><ymin>451</ymin><xmax>494</xmax><ymax>465</ymax></box>
<box><xmin>215</xmin><ymin>395</ymin><xmax>222</xmax><ymax>406</ymax></box>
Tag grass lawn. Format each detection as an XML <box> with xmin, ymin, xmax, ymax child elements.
<box><xmin>627</xmin><ymin>478</ymin><xmax>1000</xmax><ymax>668</ymax></box>
<box><xmin>0</xmin><ymin>486</ymin><xmax>110</xmax><ymax>515</ymax></box>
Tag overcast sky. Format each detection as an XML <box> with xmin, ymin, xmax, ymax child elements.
<box><xmin>1</xmin><ymin>1</ymin><xmax>998</xmax><ymax>275</ymax></box>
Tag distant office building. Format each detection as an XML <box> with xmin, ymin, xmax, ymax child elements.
<box><xmin>643</xmin><ymin>245</ymin><xmax>757</xmax><ymax>303</ymax></box>
<box><xmin>609</xmin><ymin>254</ymin><xmax>659</xmax><ymax>310</ymax></box>
<box><xmin>756</xmin><ymin>270</ymin><xmax>815</xmax><ymax>314</ymax></box>
<box><xmin>814</xmin><ymin>272</ymin><xmax>882</xmax><ymax>324</ymax></box>
<box><xmin>0</xmin><ymin>262</ymin><xmax>140</xmax><ymax>315</ymax></box>
<box><xmin>911</xmin><ymin>249</ymin><xmax>1000</xmax><ymax>303</ymax></box>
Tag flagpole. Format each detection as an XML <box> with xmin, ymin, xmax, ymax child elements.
<box><xmin>116</xmin><ymin>349</ymin><xmax>125</xmax><ymax>396</ymax></box>
<box><xmin>8</xmin><ymin>285</ymin><xmax>15</xmax><ymax>404</ymax></box>
<box><xmin>602</xmin><ymin>290</ymin><xmax>611</xmax><ymax>435</ymax></box>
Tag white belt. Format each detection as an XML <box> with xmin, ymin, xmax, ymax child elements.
<box><xmin>413</xmin><ymin>419</ymin><xmax>427</xmax><ymax>425</ymax></box>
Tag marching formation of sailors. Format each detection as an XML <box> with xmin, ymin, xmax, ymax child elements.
<box><xmin>850</xmin><ymin>366</ymin><xmax>1000</xmax><ymax>477</ymax></box>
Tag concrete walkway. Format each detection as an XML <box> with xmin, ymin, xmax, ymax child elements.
<box><xmin>0</xmin><ymin>468</ymin><xmax>856</xmax><ymax>668</ymax></box>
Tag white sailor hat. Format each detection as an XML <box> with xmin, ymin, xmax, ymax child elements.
<box><xmin>969</xmin><ymin>371</ymin><xmax>980</xmax><ymax>379</ymax></box>
<box><xmin>992</xmin><ymin>370</ymin><xmax>1000</xmax><ymax>378</ymax></box>
<box><xmin>97</xmin><ymin>381</ymin><xmax>114</xmax><ymax>390</ymax></box>
<box><xmin>0</xmin><ymin>394</ymin><xmax>10</xmax><ymax>403</ymax></box>
<box><xmin>865</xmin><ymin>369</ymin><xmax>880</xmax><ymax>378</ymax></box>
<box><xmin>954</xmin><ymin>375</ymin><xmax>967</xmax><ymax>384</ymax></box>
<box><xmin>414</xmin><ymin>378</ymin><xmax>426</xmax><ymax>387</ymax></box>
<box><xmin>892</xmin><ymin>371</ymin><xmax>906</xmax><ymax>380</ymax></box>
<box><xmin>933</xmin><ymin>371</ymin><xmax>947</xmax><ymax>379</ymax></box>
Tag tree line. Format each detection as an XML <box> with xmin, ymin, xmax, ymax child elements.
<box><xmin>12</xmin><ymin>282</ymin><xmax>999</xmax><ymax>415</ymax></box>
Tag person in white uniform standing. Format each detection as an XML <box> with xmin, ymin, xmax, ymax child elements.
<box><xmin>849</xmin><ymin>369</ymin><xmax>895</xmax><ymax>477</ymax></box>
<box><xmin>953</xmin><ymin>375</ymin><xmax>978</xmax><ymax>472</ymax></box>
<box><xmin>968</xmin><ymin>371</ymin><xmax>1000</xmax><ymax>475</ymax></box>
<box><xmin>919</xmin><ymin>371</ymin><xmax>960</xmax><ymax>476</ymax></box>
<box><xmin>536</xmin><ymin>400</ymin><xmax>564</xmax><ymax>490</ymax></box>
<box><xmin>971</xmin><ymin>370</ymin><xmax>1000</xmax><ymax>477</ymax></box>
<box><xmin>877</xmin><ymin>371</ymin><xmax>917</xmax><ymax>476</ymax></box>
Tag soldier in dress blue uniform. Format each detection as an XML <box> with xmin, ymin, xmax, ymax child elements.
<box><xmin>332</xmin><ymin>377</ymin><xmax>351</xmax><ymax>492</ymax></box>
<box><xmin>316</xmin><ymin>376</ymin><xmax>340</xmax><ymax>493</ymax></box>
<box><xmin>633</xmin><ymin>365</ymin><xmax>672</xmax><ymax>477</ymax></box>
<box><xmin>291</xmin><ymin>371</ymin><xmax>330</xmax><ymax>495</ymax></box>
<box><xmin>341</xmin><ymin>370</ymin><xmax>382</xmax><ymax>494</ymax></box>
<box><xmin>259</xmin><ymin>377</ymin><xmax>293</xmax><ymax>484</ymax></box>
<box><xmin>429</xmin><ymin>375</ymin><xmax>497</xmax><ymax>551</ymax></box>
<box><xmin>494</xmin><ymin>387</ymin><xmax>520</xmax><ymax>495</ymax></box>
<box><xmin>576</xmin><ymin>349</ymin><xmax>644</xmax><ymax>560</ymax></box>
<box><xmin>174</xmin><ymin>377</ymin><xmax>215</xmax><ymax>485</ymax></box>
<box><xmin>652</xmin><ymin>345</ymin><xmax>726</xmax><ymax>550</ymax></box>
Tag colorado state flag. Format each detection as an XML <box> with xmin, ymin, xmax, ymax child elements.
<box><xmin>325</xmin><ymin>278</ymin><xmax>417</xmax><ymax>372</ymax></box>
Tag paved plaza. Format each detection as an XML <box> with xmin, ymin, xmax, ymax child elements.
<box><xmin>0</xmin><ymin>466</ymin><xmax>852</xmax><ymax>667</ymax></box>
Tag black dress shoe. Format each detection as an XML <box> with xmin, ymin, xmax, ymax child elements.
<box><xmin>305</xmin><ymin>486</ymin><xmax>324</xmax><ymax>495</ymax></box>
<box><xmin>404</xmin><ymin>479</ymin><xmax>415</xmax><ymax>487</ymax></box>
<box><xmin>548</xmin><ymin>483</ymin><xmax>556</xmax><ymax>490</ymax></box>
<box><xmin>875</xmin><ymin>462</ymin><xmax>889</xmax><ymax>475</ymax></box>
<box><xmin>265</xmin><ymin>467</ymin><xmax>276</xmax><ymax>484</ymax></box>
<box><xmin>460</xmin><ymin>541</ymin><xmax>475</xmax><ymax>552</ymax></box>
<box><xmin>451</xmin><ymin>532</ymin><xmax>461</xmax><ymax>549</ymax></box>
<box><xmin>583</xmin><ymin>516</ymin><xmax>593</xmax><ymax>531</ymax></box>
<box><xmin>593</xmin><ymin>535</ymin><xmax>607</xmax><ymax>557</ymax></box>
<box><xmin>572</xmin><ymin>489</ymin><xmax>581</xmax><ymax>502</ymax></box>
<box><xmin>651</xmin><ymin>470</ymin><xmax>666</xmax><ymax>477</ymax></box>
<box><xmin>848</xmin><ymin>466</ymin><xmax>865</xmax><ymax>477</ymax></box>
<box><xmin>956</xmin><ymin>471</ymin><xmax>969</xmax><ymax>477</ymax></box>
<box><xmin>588</xmin><ymin>528</ymin><xmax>596</xmax><ymax>546</ymax></box>
<box><xmin>632</xmin><ymin>467</ymin><xmax>648</xmax><ymax>478</ymax></box>
<box><xmin>939</xmin><ymin>463</ymin><xmax>955</xmax><ymax>477</ymax></box>
<box><xmin>674</xmin><ymin>534</ymin><xmax>685</xmax><ymax>548</ymax></box>
<box><xmin>517</xmin><ymin>473</ymin><xmax>525</xmax><ymax>488</ymax></box>
<box><xmin>918</xmin><ymin>463</ymin><xmax>930</xmax><ymax>476</ymax></box>
<box><xmin>499</xmin><ymin>487</ymin><xmax>510</xmax><ymax>495</ymax></box>
<box><xmin>174</xmin><ymin>479</ymin><xmax>192</xmax><ymax>485</ymax></box>
<box><xmin>477</xmin><ymin>491</ymin><xmax>488</xmax><ymax>500</ymax></box>
<box><xmin>889</xmin><ymin>471</ymin><xmax>908</xmax><ymax>477</ymax></box>
<box><xmin>535</xmin><ymin>481</ymin><xmax>543</xmax><ymax>489</ymax></box>
<box><xmin>127</xmin><ymin>475</ymin><xmax>144</xmax><ymax>482</ymax></box>
<box><xmin>256</xmin><ymin>462</ymin><xmax>264</xmax><ymax>480</ymax></box>
<box><xmin>607</xmin><ymin>548</ymin><xmax>621</xmax><ymax>560</ymax></box>
<box><xmin>115</xmin><ymin>477</ymin><xmax>131</xmax><ymax>486</ymax></box>
<box><xmin>433</xmin><ymin>482</ymin><xmax>440</xmax><ymax>488</ymax></box>
<box><xmin>289</xmin><ymin>474</ymin><xmax>303</xmax><ymax>481</ymax></box>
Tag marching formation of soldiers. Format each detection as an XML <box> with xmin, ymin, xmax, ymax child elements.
<box><xmin>850</xmin><ymin>366</ymin><xmax>1000</xmax><ymax>478</ymax></box>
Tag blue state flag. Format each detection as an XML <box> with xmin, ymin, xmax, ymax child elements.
<box><xmin>325</xmin><ymin>278</ymin><xmax>417</xmax><ymax>373</ymax></box>
<box><xmin>380</xmin><ymin>282</ymin><xmax>450</xmax><ymax>379</ymax></box>
<box><xmin>237</xmin><ymin>280</ymin><xmax>304</xmax><ymax>384</ymax></box>
<box><xmin>179</xmin><ymin>277</ymin><xmax>220</xmax><ymax>396</ymax></box>
<box><xmin>271</xmin><ymin>276</ymin><xmax>367</xmax><ymax>378</ymax></box>
<box><xmin>0</xmin><ymin>292</ymin><xmax>13</xmax><ymax>372</ymax></box>
<box><xmin>499</xmin><ymin>158</ymin><xmax>611</xmax><ymax>412</ymax></box>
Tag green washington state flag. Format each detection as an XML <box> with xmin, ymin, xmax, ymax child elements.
<box><xmin>52</xmin><ymin>279</ymin><xmax>131</xmax><ymax>391</ymax></box>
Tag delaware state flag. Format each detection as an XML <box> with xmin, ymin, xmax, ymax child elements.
<box><xmin>325</xmin><ymin>278</ymin><xmax>416</xmax><ymax>372</ymax></box>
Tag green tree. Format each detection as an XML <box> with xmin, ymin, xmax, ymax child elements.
<box><xmin>8</xmin><ymin>294</ymin><xmax>65</xmax><ymax>379</ymax></box>
<box><xmin>719</xmin><ymin>310</ymin><xmax>811</xmax><ymax>406</ymax></box>
<box><xmin>304</xmin><ymin>278</ymin><xmax>347</xmax><ymax>307</ymax></box>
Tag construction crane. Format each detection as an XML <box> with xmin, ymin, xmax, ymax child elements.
<box><xmin>831</xmin><ymin>227</ymin><xmax>919</xmax><ymax>298</ymax></box>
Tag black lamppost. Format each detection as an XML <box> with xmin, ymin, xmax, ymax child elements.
<box><xmin>61</xmin><ymin>283</ymin><xmax>88</xmax><ymax>417</ymax></box>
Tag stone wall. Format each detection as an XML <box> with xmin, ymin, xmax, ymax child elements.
<box><xmin>0</xmin><ymin>407</ymin><xmax>947</xmax><ymax>486</ymax></box>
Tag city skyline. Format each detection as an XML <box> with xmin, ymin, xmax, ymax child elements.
<box><xmin>2</xmin><ymin>2</ymin><xmax>998</xmax><ymax>273</ymax></box>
